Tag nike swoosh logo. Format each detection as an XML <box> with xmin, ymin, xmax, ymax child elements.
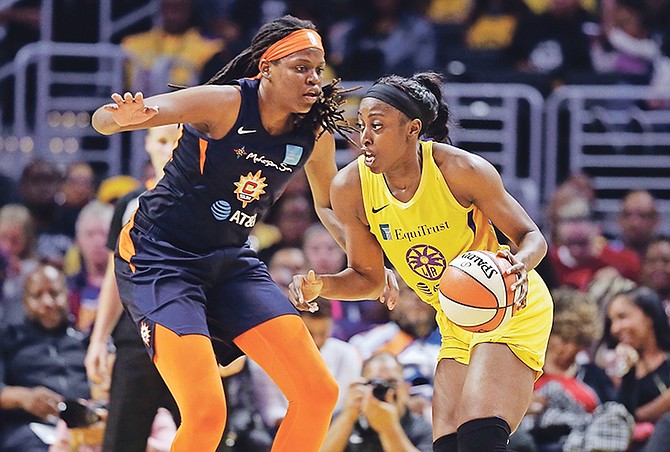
<box><xmin>237</xmin><ymin>126</ymin><xmax>257</xmax><ymax>135</ymax></box>
<box><xmin>371</xmin><ymin>204</ymin><xmax>389</xmax><ymax>214</ymax></box>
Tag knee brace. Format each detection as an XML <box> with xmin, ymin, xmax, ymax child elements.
<box><xmin>433</xmin><ymin>432</ymin><xmax>457</xmax><ymax>452</ymax></box>
<box><xmin>457</xmin><ymin>416</ymin><xmax>511</xmax><ymax>452</ymax></box>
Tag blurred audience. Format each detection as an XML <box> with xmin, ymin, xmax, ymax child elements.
<box><xmin>0</xmin><ymin>264</ymin><xmax>93</xmax><ymax>451</ymax></box>
<box><xmin>604</xmin><ymin>286</ymin><xmax>670</xmax><ymax>448</ymax></box>
<box><xmin>257</xmin><ymin>193</ymin><xmax>316</xmax><ymax>264</ymax></box>
<box><xmin>614</xmin><ymin>190</ymin><xmax>661</xmax><ymax>259</ymax></box>
<box><xmin>0</xmin><ymin>204</ymin><xmax>38</xmax><ymax>326</ymax></box>
<box><xmin>18</xmin><ymin>159</ymin><xmax>72</xmax><ymax>266</ymax></box>
<box><xmin>549</xmin><ymin>201</ymin><xmax>641</xmax><ymax>290</ymax></box>
<box><xmin>506</xmin><ymin>0</ymin><xmax>597</xmax><ymax>78</ymax></box>
<box><xmin>66</xmin><ymin>201</ymin><xmax>113</xmax><ymax>333</ymax></box>
<box><xmin>348</xmin><ymin>272</ymin><xmax>440</xmax><ymax>421</ymax></box>
<box><xmin>524</xmin><ymin>286</ymin><xmax>628</xmax><ymax>451</ymax></box>
<box><xmin>464</xmin><ymin>0</ymin><xmax>531</xmax><ymax>51</ymax></box>
<box><xmin>321</xmin><ymin>352</ymin><xmax>433</xmax><ymax>452</ymax></box>
<box><xmin>120</xmin><ymin>0</ymin><xmax>223</xmax><ymax>94</ymax></box>
<box><xmin>59</xmin><ymin>162</ymin><xmax>97</xmax><ymax>239</ymax></box>
<box><xmin>328</xmin><ymin>0</ymin><xmax>437</xmax><ymax>79</ymax></box>
<box><xmin>641</xmin><ymin>236</ymin><xmax>670</xmax><ymax>315</ymax></box>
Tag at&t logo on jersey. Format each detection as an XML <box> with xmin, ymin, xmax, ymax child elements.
<box><xmin>211</xmin><ymin>200</ymin><xmax>232</xmax><ymax>221</ymax></box>
<box><xmin>234</xmin><ymin>170</ymin><xmax>267</xmax><ymax>208</ymax></box>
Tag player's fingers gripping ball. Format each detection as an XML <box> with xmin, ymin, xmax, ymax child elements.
<box><xmin>438</xmin><ymin>250</ymin><xmax>518</xmax><ymax>333</ymax></box>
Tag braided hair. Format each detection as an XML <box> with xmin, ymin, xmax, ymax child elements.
<box><xmin>374</xmin><ymin>72</ymin><xmax>452</xmax><ymax>143</ymax></box>
<box><xmin>205</xmin><ymin>15</ymin><xmax>357</xmax><ymax>144</ymax></box>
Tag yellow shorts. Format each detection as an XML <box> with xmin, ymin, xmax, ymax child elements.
<box><xmin>434</xmin><ymin>270</ymin><xmax>553</xmax><ymax>376</ymax></box>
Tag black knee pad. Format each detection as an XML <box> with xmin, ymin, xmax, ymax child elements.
<box><xmin>433</xmin><ymin>432</ymin><xmax>457</xmax><ymax>452</ymax></box>
<box><xmin>457</xmin><ymin>416</ymin><xmax>511</xmax><ymax>452</ymax></box>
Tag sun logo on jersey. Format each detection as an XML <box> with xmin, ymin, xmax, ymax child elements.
<box><xmin>140</xmin><ymin>321</ymin><xmax>151</xmax><ymax>348</ymax></box>
<box><xmin>233</xmin><ymin>147</ymin><xmax>246</xmax><ymax>158</ymax></box>
<box><xmin>234</xmin><ymin>170</ymin><xmax>267</xmax><ymax>208</ymax></box>
<box><xmin>406</xmin><ymin>244</ymin><xmax>447</xmax><ymax>281</ymax></box>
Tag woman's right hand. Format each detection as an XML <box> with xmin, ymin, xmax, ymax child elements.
<box><xmin>103</xmin><ymin>91</ymin><xmax>158</xmax><ymax>127</ymax></box>
<box><xmin>288</xmin><ymin>270</ymin><xmax>323</xmax><ymax>312</ymax></box>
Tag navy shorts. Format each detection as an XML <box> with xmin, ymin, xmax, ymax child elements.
<box><xmin>115</xmin><ymin>213</ymin><xmax>298</xmax><ymax>365</ymax></box>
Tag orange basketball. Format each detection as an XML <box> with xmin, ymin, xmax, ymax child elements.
<box><xmin>438</xmin><ymin>250</ymin><xmax>518</xmax><ymax>333</ymax></box>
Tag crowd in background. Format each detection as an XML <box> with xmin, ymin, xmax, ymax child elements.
<box><xmin>1</xmin><ymin>0</ymin><xmax>670</xmax><ymax>451</ymax></box>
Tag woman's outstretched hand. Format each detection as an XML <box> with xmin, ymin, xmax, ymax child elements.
<box><xmin>103</xmin><ymin>91</ymin><xmax>159</xmax><ymax>127</ymax></box>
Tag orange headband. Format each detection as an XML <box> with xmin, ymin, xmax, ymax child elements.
<box><xmin>256</xmin><ymin>29</ymin><xmax>324</xmax><ymax>75</ymax></box>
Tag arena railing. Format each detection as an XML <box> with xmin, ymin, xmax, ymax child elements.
<box><xmin>544</xmin><ymin>84</ymin><xmax>670</xmax><ymax>236</ymax></box>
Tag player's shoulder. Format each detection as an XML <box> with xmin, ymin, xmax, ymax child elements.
<box><xmin>332</xmin><ymin>159</ymin><xmax>361</xmax><ymax>192</ymax></box>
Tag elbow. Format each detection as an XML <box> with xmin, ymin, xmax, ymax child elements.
<box><xmin>91</xmin><ymin>109</ymin><xmax>118</xmax><ymax>136</ymax></box>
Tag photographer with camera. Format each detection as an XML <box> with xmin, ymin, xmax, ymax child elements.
<box><xmin>321</xmin><ymin>352</ymin><xmax>432</xmax><ymax>452</ymax></box>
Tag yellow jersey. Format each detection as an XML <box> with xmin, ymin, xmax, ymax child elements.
<box><xmin>358</xmin><ymin>140</ymin><xmax>500</xmax><ymax>311</ymax></box>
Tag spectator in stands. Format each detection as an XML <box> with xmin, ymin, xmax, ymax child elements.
<box><xmin>248</xmin><ymin>298</ymin><xmax>362</xmax><ymax>432</ymax></box>
<box><xmin>67</xmin><ymin>200</ymin><xmax>113</xmax><ymax>333</ymax></box>
<box><xmin>549</xmin><ymin>201</ymin><xmax>641</xmax><ymax>290</ymax></box>
<box><xmin>603</xmin><ymin>286</ymin><xmax>670</xmax><ymax>448</ymax></box>
<box><xmin>257</xmin><ymin>193</ymin><xmax>317</xmax><ymax>264</ymax></box>
<box><xmin>615</xmin><ymin>189</ymin><xmax>661</xmax><ymax>259</ymax></box>
<box><xmin>321</xmin><ymin>352</ymin><xmax>433</xmax><ymax>452</ymax></box>
<box><xmin>464</xmin><ymin>0</ymin><xmax>531</xmax><ymax>51</ymax></box>
<box><xmin>348</xmin><ymin>271</ymin><xmax>440</xmax><ymax>421</ymax></box>
<box><xmin>640</xmin><ymin>236</ymin><xmax>670</xmax><ymax>316</ymax></box>
<box><xmin>545</xmin><ymin>172</ymin><xmax>596</xmax><ymax>243</ymax></box>
<box><xmin>0</xmin><ymin>204</ymin><xmax>38</xmax><ymax>326</ymax></box>
<box><xmin>328</xmin><ymin>0</ymin><xmax>437</xmax><ymax>80</ymax></box>
<box><xmin>539</xmin><ymin>287</ymin><xmax>615</xmax><ymax>408</ymax></box>
<box><xmin>59</xmin><ymin>162</ymin><xmax>97</xmax><ymax>239</ymax></box>
<box><xmin>506</xmin><ymin>0</ymin><xmax>597</xmax><ymax>78</ymax></box>
<box><xmin>95</xmin><ymin>175</ymin><xmax>140</xmax><ymax>206</ymax></box>
<box><xmin>121</xmin><ymin>0</ymin><xmax>223</xmax><ymax>94</ymax></box>
<box><xmin>0</xmin><ymin>264</ymin><xmax>92</xmax><ymax>451</ymax></box>
<box><xmin>18</xmin><ymin>159</ymin><xmax>72</xmax><ymax>266</ymax></box>
<box><xmin>526</xmin><ymin>286</ymin><xmax>622</xmax><ymax>449</ymax></box>
<box><xmin>267</xmin><ymin>247</ymin><xmax>308</xmax><ymax>297</ymax></box>
<box><xmin>590</xmin><ymin>0</ymin><xmax>658</xmax><ymax>78</ymax></box>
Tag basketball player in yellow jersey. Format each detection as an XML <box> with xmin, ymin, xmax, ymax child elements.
<box><xmin>289</xmin><ymin>72</ymin><xmax>553</xmax><ymax>452</ymax></box>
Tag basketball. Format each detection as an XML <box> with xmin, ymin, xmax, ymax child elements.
<box><xmin>438</xmin><ymin>250</ymin><xmax>518</xmax><ymax>333</ymax></box>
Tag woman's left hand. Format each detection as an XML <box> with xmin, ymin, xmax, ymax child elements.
<box><xmin>497</xmin><ymin>249</ymin><xmax>528</xmax><ymax>310</ymax></box>
<box><xmin>379</xmin><ymin>267</ymin><xmax>399</xmax><ymax>310</ymax></box>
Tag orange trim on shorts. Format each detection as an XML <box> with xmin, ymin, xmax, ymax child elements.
<box><xmin>118</xmin><ymin>213</ymin><xmax>137</xmax><ymax>272</ymax></box>
<box><xmin>198</xmin><ymin>138</ymin><xmax>208</xmax><ymax>174</ymax></box>
<box><xmin>253</xmin><ymin>29</ymin><xmax>324</xmax><ymax>78</ymax></box>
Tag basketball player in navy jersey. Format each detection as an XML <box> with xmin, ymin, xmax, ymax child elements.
<box><xmin>290</xmin><ymin>72</ymin><xmax>553</xmax><ymax>452</ymax></box>
<box><xmin>91</xmin><ymin>15</ymin><xmax>383</xmax><ymax>451</ymax></box>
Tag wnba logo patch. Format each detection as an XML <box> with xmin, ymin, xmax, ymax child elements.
<box><xmin>211</xmin><ymin>200</ymin><xmax>232</xmax><ymax>221</ymax></box>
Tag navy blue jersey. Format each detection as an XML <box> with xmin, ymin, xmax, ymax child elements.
<box><xmin>137</xmin><ymin>78</ymin><xmax>316</xmax><ymax>251</ymax></box>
